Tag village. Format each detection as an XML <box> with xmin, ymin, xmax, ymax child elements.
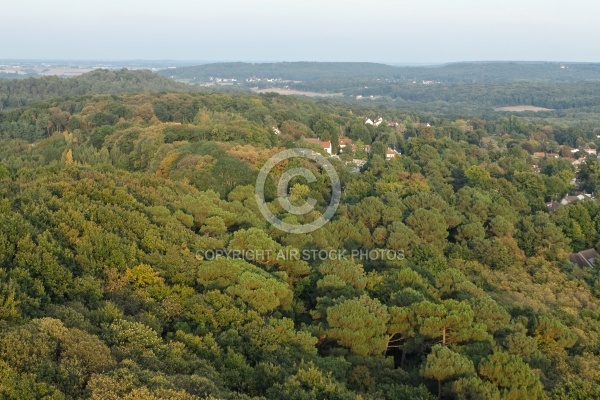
<box><xmin>537</xmin><ymin>147</ymin><xmax>597</xmax><ymax>210</ymax></box>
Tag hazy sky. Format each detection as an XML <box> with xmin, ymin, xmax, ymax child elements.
<box><xmin>2</xmin><ymin>0</ymin><xmax>599</xmax><ymax>63</ymax></box>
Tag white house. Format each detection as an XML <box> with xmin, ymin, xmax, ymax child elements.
<box><xmin>385</xmin><ymin>148</ymin><xmax>400</xmax><ymax>160</ymax></box>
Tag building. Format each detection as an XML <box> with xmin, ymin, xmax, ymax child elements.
<box><xmin>569</xmin><ymin>248</ymin><xmax>600</xmax><ymax>268</ymax></box>
<box><xmin>305</xmin><ymin>138</ymin><xmax>332</xmax><ymax>154</ymax></box>
<box><xmin>560</xmin><ymin>193</ymin><xmax>593</xmax><ymax>206</ymax></box>
<box><xmin>385</xmin><ymin>148</ymin><xmax>400</xmax><ymax>160</ymax></box>
<box><xmin>365</xmin><ymin>117</ymin><xmax>383</xmax><ymax>126</ymax></box>
<box><xmin>338</xmin><ymin>138</ymin><xmax>353</xmax><ymax>149</ymax></box>
<box><xmin>548</xmin><ymin>193</ymin><xmax>594</xmax><ymax>211</ymax></box>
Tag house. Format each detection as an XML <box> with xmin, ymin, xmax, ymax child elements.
<box><xmin>385</xmin><ymin>148</ymin><xmax>400</xmax><ymax>160</ymax></box>
<box><xmin>569</xmin><ymin>248</ymin><xmax>600</xmax><ymax>268</ymax></box>
<box><xmin>305</xmin><ymin>138</ymin><xmax>332</xmax><ymax>155</ymax></box>
<box><xmin>546</xmin><ymin>153</ymin><xmax>560</xmax><ymax>159</ymax></box>
<box><xmin>338</xmin><ymin>138</ymin><xmax>353</xmax><ymax>149</ymax></box>
<box><xmin>533</xmin><ymin>152</ymin><xmax>546</xmax><ymax>158</ymax></box>
<box><xmin>560</xmin><ymin>193</ymin><xmax>593</xmax><ymax>206</ymax></box>
<box><xmin>374</xmin><ymin>117</ymin><xmax>383</xmax><ymax>126</ymax></box>
<box><xmin>365</xmin><ymin>118</ymin><xmax>374</xmax><ymax>125</ymax></box>
<box><xmin>583</xmin><ymin>148</ymin><xmax>597</xmax><ymax>156</ymax></box>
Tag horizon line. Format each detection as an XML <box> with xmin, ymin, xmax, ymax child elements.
<box><xmin>2</xmin><ymin>59</ymin><xmax>599</xmax><ymax>66</ymax></box>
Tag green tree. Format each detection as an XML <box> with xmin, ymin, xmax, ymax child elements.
<box><xmin>478</xmin><ymin>352</ymin><xmax>545</xmax><ymax>399</ymax></box>
<box><xmin>326</xmin><ymin>295</ymin><xmax>389</xmax><ymax>356</ymax></box>
<box><xmin>421</xmin><ymin>345</ymin><xmax>475</xmax><ymax>399</ymax></box>
<box><xmin>406</xmin><ymin>209</ymin><xmax>449</xmax><ymax>251</ymax></box>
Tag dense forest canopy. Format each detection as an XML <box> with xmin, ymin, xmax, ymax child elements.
<box><xmin>161</xmin><ymin>61</ymin><xmax>600</xmax><ymax>83</ymax></box>
<box><xmin>0</xmin><ymin>69</ymin><xmax>192</xmax><ymax>110</ymax></box>
<box><xmin>1</xmin><ymin>69</ymin><xmax>600</xmax><ymax>399</ymax></box>
<box><xmin>156</xmin><ymin>62</ymin><xmax>600</xmax><ymax>119</ymax></box>
<box><xmin>6</xmin><ymin>66</ymin><xmax>600</xmax><ymax>121</ymax></box>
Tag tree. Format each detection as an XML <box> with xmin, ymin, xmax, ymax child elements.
<box><xmin>0</xmin><ymin>318</ymin><xmax>115</xmax><ymax>398</ymax></box>
<box><xmin>516</xmin><ymin>212</ymin><xmax>570</xmax><ymax>259</ymax></box>
<box><xmin>452</xmin><ymin>376</ymin><xmax>501</xmax><ymax>400</ymax></box>
<box><xmin>387</xmin><ymin>299</ymin><xmax>490</xmax><ymax>358</ymax></box>
<box><xmin>313</xmin><ymin>117</ymin><xmax>340</xmax><ymax>154</ymax></box>
<box><xmin>326</xmin><ymin>295</ymin><xmax>389</xmax><ymax>356</ymax></box>
<box><xmin>405</xmin><ymin>209</ymin><xmax>449</xmax><ymax>251</ymax></box>
<box><xmin>421</xmin><ymin>345</ymin><xmax>475</xmax><ymax>399</ymax></box>
<box><xmin>578</xmin><ymin>157</ymin><xmax>600</xmax><ymax>193</ymax></box>
<box><xmin>197</xmin><ymin>258</ymin><xmax>293</xmax><ymax>315</ymax></box>
<box><xmin>464</xmin><ymin>165</ymin><xmax>491</xmax><ymax>189</ymax></box>
<box><xmin>478</xmin><ymin>352</ymin><xmax>545</xmax><ymax>399</ymax></box>
<box><xmin>267</xmin><ymin>363</ymin><xmax>357</xmax><ymax>400</ymax></box>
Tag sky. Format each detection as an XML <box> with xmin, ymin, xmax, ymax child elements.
<box><xmin>1</xmin><ymin>0</ymin><xmax>599</xmax><ymax>63</ymax></box>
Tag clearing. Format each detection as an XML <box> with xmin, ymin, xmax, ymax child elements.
<box><xmin>494</xmin><ymin>105</ymin><xmax>553</xmax><ymax>112</ymax></box>
<box><xmin>251</xmin><ymin>87</ymin><xmax>343</xmax><ymax>98</ymax></box>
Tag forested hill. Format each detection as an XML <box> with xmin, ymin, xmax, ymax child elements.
<box><xmin>159</xmin><ymin>62</ymin><xmax>400</xmax><ymax>81</ymax></box>
<box><xmin>2</xmin><ymin>85</ymin><xmax>600</xmax><ymax>398</ymax></box>
<box><xmin>159</xmin><ymin>61</ymin><xmax>600</xmax><ymax>84</ymax></box>
<box><xmin>0</xmin><ymin>69</ymin><xmax>192</xmax><ymax>110</ymax></box>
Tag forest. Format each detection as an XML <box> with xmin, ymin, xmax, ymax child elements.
<box><xmin>1</xmin><ymin>69</ymin><xmax>600</xmax><ymax>399</ymax></box>
<box><xmin>159</xmin><ymin>62</ymin><xmax>600</xmax><ymax>119</ymax></box>
<box><xmin>0</xmin><ymin>69</ymin><xmax>191</xmax><ymax>110</ymax></box>
<box><xmin>161</xmin><ymin>62</ymin><xmax>600</xmax><ymax>84</ymax></box>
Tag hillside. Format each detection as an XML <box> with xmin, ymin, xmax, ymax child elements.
<box><xmin>1</xmin><ymin>74</ymin><xmax>600</xmax><ymax>398</ymax></box>
<box><xmin>160</xmin><ymin>61</ymin><xmax>600</xmax><ymax>84</ymax></box>
<box><xmin>157</xmin><ymin>62</ymin><xmax>600</xmax><ymax>120</ymax></box>
<box><xmin>0</xmin><ymin>69</ymin><xmax>192</xmax><ymax>110</ymax></box>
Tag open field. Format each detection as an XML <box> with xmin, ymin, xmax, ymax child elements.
<box><xmin>494</xmin><ymin>105</ymin><xmax>554</xmax><ymax>112</ymax></box>
<box><xmin>251</xmin><ymin>87</ymin><xmax>343</xmax><ymax>97</ymax></box>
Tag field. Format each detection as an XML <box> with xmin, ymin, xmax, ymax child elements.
<box><xmin>494</xmin><ymin>105</ymin><xmax>554</xmax><ymax>112</ymax></box>
<box><xmin>251</xmin><ymin>87</ymin><xmax>343</xmax><ymax>97</ymax></box>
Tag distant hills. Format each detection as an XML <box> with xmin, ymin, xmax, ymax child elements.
<box><xmin>0</xmin><ymin>69</ymin><xmax>192</xmax><ymax>109</ymax></box>
<box><xmin>4</xmin><ymin>62</ymin><xmax>600</xmax><ymax>118</ymax></box>
<box><xmin>159</xmin><ymin>62</ymin><xmax>399</xmax><ymax>82</ymax></box>
<box><xmin>159</xmin><ymin>61</ymin><xmax>600</xmax><ymax>84</ymax></box>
